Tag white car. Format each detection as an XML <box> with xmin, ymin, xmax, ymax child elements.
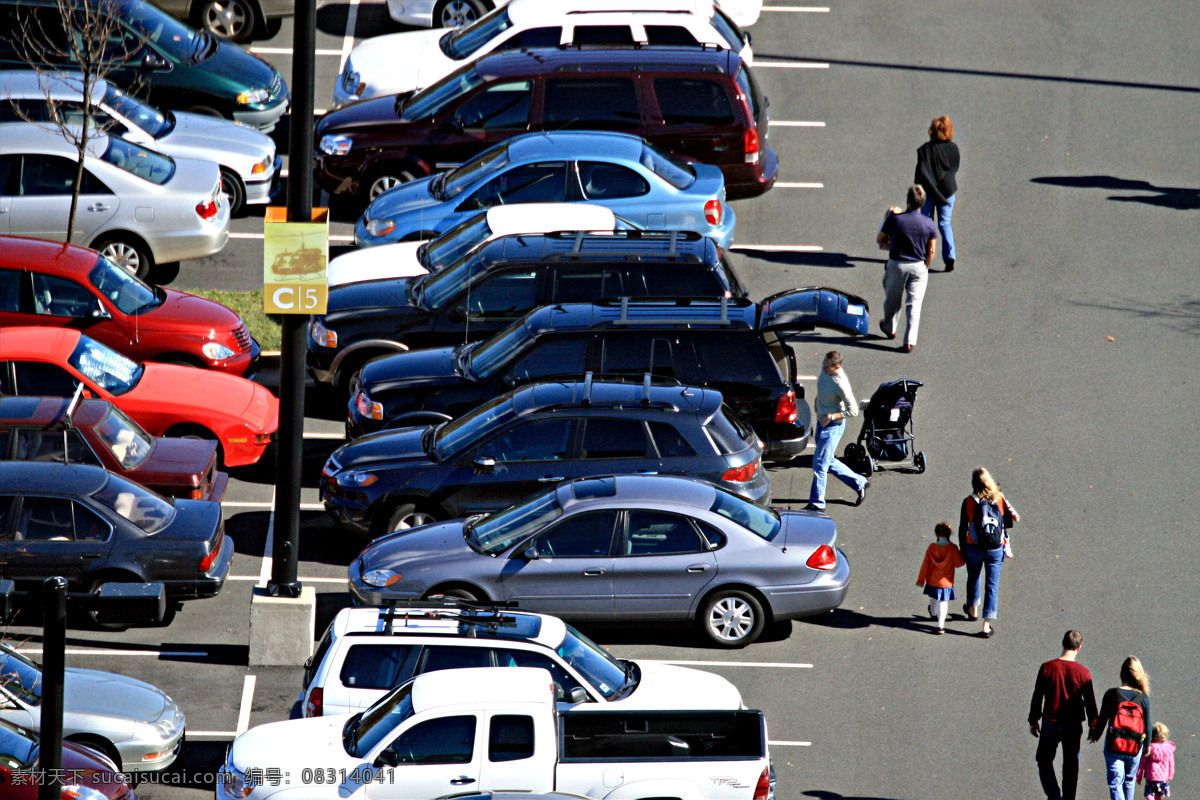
<box><xmin>338</xmin><ymin>0</ymin><xmax>752</xmax><ymax>108</ymax></box>
<box><xmin>389</xmin><ymin>0</ymin><xmax>760</xmax><ymax>30</ymax></box>
<box><xmin>0</xmin><ymin>124</ymin><xmax>229</xmax><ymax>278</ymax></box>
<box><xmin>328</xmin><ymin>203</ymin><xmax>622</xmax><ymax>286</ymax></box>
<box><xmin>0</xmin><ymin>71</ymin><xmax>279</xmax><ymax>216</ymax></box>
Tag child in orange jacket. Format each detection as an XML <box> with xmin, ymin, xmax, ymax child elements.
<box><xmin>916</xmin><ymin>522</ymin><xmax>965</xmax><ymax>633</ymax></box>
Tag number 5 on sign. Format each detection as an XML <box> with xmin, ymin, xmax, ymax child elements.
<box><xmin>263</xmin><ymin>207</ymin><xmax>329</xmax><ymax>315</ymax></box>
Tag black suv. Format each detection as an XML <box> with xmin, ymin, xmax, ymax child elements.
<box><xmin>346</xmin><ymin>291</ymin><xmax>871</xmax><ymax>462</ymax></box>
<box><xmin>323</xmin><ymin>375</ymin><xmax>767</xmax><ymax>536</ymax></box>
<box><xmin>308</xmin><ymin>230</ymin><xmax>745</xmax><ymax>393</ymax></box>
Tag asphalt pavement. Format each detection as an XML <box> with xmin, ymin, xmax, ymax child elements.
<box><xmin>4</xmin><ymin>1</ymin><xmax>1198</xmax><ymax>798</ymax></box>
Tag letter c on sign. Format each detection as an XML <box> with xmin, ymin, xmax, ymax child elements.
<box><xmin>272</xmin><ymin>287</ymin><xmax>294</xmax><ymax>309</ymax></box>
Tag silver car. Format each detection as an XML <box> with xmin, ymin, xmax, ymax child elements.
<box><xmin>149</xmin><ymin>0</ymin><xmax>293</xmax><ymax>42</ymax></box>
<box><xmin>0</xmin><ymin>72</ymin><xmax>279</xmax><ymax>215</ymax></box>
<box><xmin>0</xmin><ymin>123</ymin><xmax>229</xmax><ymax>278</ymax></box>
<box><xmin>350</xmin><ymin>474</ymin><xmax>850</xmax><ymax>648</ymax></box>
<box><xmin>0</xmin><ymin>641</ymin><xmax>186</xmax><ymax>771</ymax></box>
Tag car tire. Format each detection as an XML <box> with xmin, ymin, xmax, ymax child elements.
<box><xmin>433</xmin><ymin>0</ymin><xmax>489</xmax><ymax>28</ymax></box>
<box><xmin>220</xmin><ymin>168</ymin><xmax>247</xmax><ymax>217</ymax></box>
<box><xmin>65</xmin><ymin>735</ymin><xmax>123</xmax><ymax>771</ymax></box>
<box><xmin>259</xmin><ymin>16</ymin><xmax>283</xmax><ymax>39</ymax></box>
<box><xmin>93</xmin><ymin>234</ymin><xmax>154</xmax><ymax>281</ymax></box>
<box><xmin>362</xmin><ymin>165</ymin><xmax>420</xmax><ymax>204</ymax></box>
<box><xmin>424</xmin><ymin>586</ymin><xmax>482</xmax><ymax>603</ymax></box>
<box><xmin>194</xmin><ymin>0</ymin><xmax>257</xmax><ymax>42</ymax></box>
<box><xmin>377</xmin><ymin>502</ymin><xmax>439</xmax><ymax>536</ymax></box>
<box><xmin>85</xmin><ymin>577</ymin><xmax>134</xmax><ymax>632</ymax></box>
<box><xmin>699</xmin><ymin>588</ymin><xmax>766</xmax><ymax>648</ymax></box>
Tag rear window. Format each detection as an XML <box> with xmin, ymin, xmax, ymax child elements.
<box><xmin>341</xmin><ymin>644</ymin><xmax>415</xmax><ymax>690</ymax></box>
<box><xmin>704</xmin><ymin>409</ymin><xmax>752</xmax><ymax>455</ymax></box>
<box><xmin>654</xmin><ymin>78</ymin><xmax>737</xmax><ymax>127</ymax></box>
<box><xmin>711</xmin><ymin>8</ymin><xmax>746</xmax><ymax>50</ymax></box>
<box><xmin>735</xmin><ymin>63</ymin><xmax>764</xmax><ymax>122</ymax></box>
<box><xmin>692</xmin><ymin>335</ymin><xmax>782</xmax><ymax>386</ymax></box>
<box><xmin>648</xmin><ymin>421</ymin><xmax>696</xmax><ymax>457</ymax></box>
<box><xmin>645</xmin><ymin>25</ymin><xmax>699</xmax><ymax>46</ymax></box>
<box><xmin>641</xmin><ymin>268</ymin><xmax>724</xmax><ymax>298</ymax></box>
<box><xmin>101</xmin><ymin>137</ymin><xmax>175</xmax><ymax>185</ymax></box>
<box><xmin>639</xmin><ymin>144</ymin><xmax>696</xmax><ymax>190</ymax></box>
<box><xmin>572</xmin><ymin>25</ymin><xmax>634</xmax><ymax>46</ymax></box>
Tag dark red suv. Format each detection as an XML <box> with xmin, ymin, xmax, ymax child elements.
<box><xmin>315</xmin><ymin>46</ymin><xmax>776</xmax><ymax>202</ymax></box>
<box><xmin>0</xmin><ymin>237</ymin><xmax>259</xmax><ymax>376</ymax></box>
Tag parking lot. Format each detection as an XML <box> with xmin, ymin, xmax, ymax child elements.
<box><xmin>4</xmin><ymin>0</ymin><xmax>1198</xmax><ymax>798</ymax></box>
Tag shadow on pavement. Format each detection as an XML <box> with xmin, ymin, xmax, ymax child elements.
<box><xmin>803</xmin><ymin>791</ymin><xmax>910</xmax><ymax>800</ymax></box>
<box><xmin>149</xmin><ymin>740</ymin><xmax>226</xmax><ymax>789</ymax></box>
<box><xmin>1031</xmin><ymin>175</ymin><xmax>1199</xmax><ymax>210</ymax></box>
<box><xmin>733</xmin><ymin>250</ymin><xmax>886</xmax><ymax>269</ymax></box>
<box><xmin>1070</xmin><ymin>295</ymin><xmax>1200</xmax><ymax>337</ymax></box>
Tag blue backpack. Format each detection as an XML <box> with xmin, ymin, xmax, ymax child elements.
<box><xmin>973</xmin><ymin>498</ymin><xmax>1005</xmax><ymax>549</ymax></box>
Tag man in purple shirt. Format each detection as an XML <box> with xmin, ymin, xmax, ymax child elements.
<box><xmin>876</xmin><ymin>184</ymin><xmax>937</xmax><ymax>352</ymax></box>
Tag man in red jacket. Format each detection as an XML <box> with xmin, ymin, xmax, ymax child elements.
<box><xmin>1029</xmin><ymin>630</ymin><xmax>1099</xmax><ymax>800</ymax></box>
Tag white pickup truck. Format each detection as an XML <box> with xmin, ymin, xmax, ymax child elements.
<box><xmin>219</xmin><ymin>667</ymin><xmax>774</xmax><ymax>800</ymax></box>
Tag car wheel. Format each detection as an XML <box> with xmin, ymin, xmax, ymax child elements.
<box><xmin>433</xmin><ymin>0</ymin><xmax>488</xmax><ymax>28</ymax></box>
<box><xmin>424</xmin><ymin>586</ymin><xmax>481</xmax><ymax>603</ymax></box>
<box><xmin>220</xmin><ymin>168</ymin><xmax>247</xmax><ymax>217</ymax></box>
<box><xmin>85</xmin><ymin>578</ymin><xmax>133</xmax><ymax>632</ymax></box>
<box><xmin>363</xmin><ymin>165</ymin><xmax>419</xmax><ymax>203</ymax></box>
<box><xmin>65</xmin><ymin>735</ymin><xmax>123</xmax><ymax>770</ymax></box>
<box><xmin>700</xmin><ymin>589</ymin><xmax>765</xmax><ymax>648</ymax></box>
<box><xmin>380</xmin><ymin>503</ymin><xmax>439</xmax><ymax>535</ymax></box>
<box><xmin>195</xmin><ymin>0</ymin><xmax>257</xmax><ymax>42</ymax></box>
<box><xmin>94</xmin><ymin>235</ymin><xmax>154</xmax><ymax>280</ymax></box>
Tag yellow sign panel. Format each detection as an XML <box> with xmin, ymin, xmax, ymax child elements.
<box><xmin>263</xmin><ymin>207</ymin><xmax>329</xmax><ymax>315</ymax></box>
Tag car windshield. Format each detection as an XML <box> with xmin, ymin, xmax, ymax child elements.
<box><xmin>419</xmin><ymin>212</ymin><xmax>492</xmax><ymax>271</ymax></box>
<box><xmin>709</xmin><ymin>487</ymin><xmax>780</xmax><ymax>540</ymax></box>
<box><xmin>401</xmin><ymin>65</ymin><xmax>483</xmax><ymax>122</ymax></box>
<box><xmin>68</xmin><ymin>336</ymin><xmax>144</xmax><ymax>396</ymax></box>
<box><xmin>103</xmin><ymin>83</ymin><xmax>173</xmax><ymax>139</ymax></box>
<box><xmin>418</xmin><ymin>248</ymin><xmax>497</xmax><ymax>309</ymax></box>
<box><xmin>442</xmin><ymin>143</ymin><xmax>511</xmax><ymax>199</ymax></box>
<box><xmin>0</xmin><ymin>720</ymin><xmax>37</xmax><ymax>770</ymax></box>
<box><xmin>95</xmin><ymin>405</ymin><xmax>155</xmax><ymax>470</ymax></box>
<box><xmin>88</xmin><ymin>255</ymin><xmax>162</xmax><ymax>315</ymax></box>
<box><xmin>640</xmin><ymin>144</ymin><xmax>696</xmax><ymax>190</ymax></box>
<box><xmin>101</xmin><ymin>136</ymin><xmax>176</xmax><ymax>185</ymax></box>
<box><xmin>433</xmin><ymin>394</ymin><xmax>516</xmax><ymax>460</ymax></box>
<box><xmin>122</xmin><ymin>0</ymin><xmax>206</xmax><ymax>61</ymax></box>
<box><xmin>440</xmin><ymin>6</ymin><xmax>513</xmax><ymax>60</ymax></box>
<box><xmin>347</xmin><ymin>680</ymin><xmax>414</xmax><ymax>758</ymax></box>
<box><xmin>468</xmin><ymin>488</ymin><xmax>562</xmax><ymax>555</ymax></box>
<box><xmin>557</xmin><ymin>625</ymin><xmax>629</xmax><ymax>700</ymax></box>
<box><xmin>0</xmin><ymin>645</ymin><xmax>42</xmax><ymax>705</ymax></box>
<box><xmin>92</xmin><ymin>471</ymin><xmax>176</xmax><ymax>533</ymax></box>
<box><xmin>465</xmin><ymin>319</ymin><xmax>531</xmax><ymax>379</ymax></box>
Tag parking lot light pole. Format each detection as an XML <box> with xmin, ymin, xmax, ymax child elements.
<box><xmin>37</xmin><ymin>577</ymin><xmax>67</xmax><ymax>800</ymax></box>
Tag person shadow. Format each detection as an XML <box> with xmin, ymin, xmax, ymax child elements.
<box><xmin>803</xmin><ymin>608</ymin><xmax>979</xmax><ymax>636</ymax></box>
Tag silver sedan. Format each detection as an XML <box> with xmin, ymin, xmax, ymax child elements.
<box><xmin>350</xmin><ymin>474</ymin><xmax>850</xmax><ymax>648</ymax></box>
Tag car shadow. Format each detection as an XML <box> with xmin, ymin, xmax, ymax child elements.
<box><xmin>576</xmin><ymin>617</ymin><xmax>795</xmax><ymax>649</ymax></box>
<box><xmin>152</xmin><ymin>739</ymin><xmax>226</xmax><ymax>787</ymax></box>
<box><xmin>803</xmin><ymin>791</ymin><xmax>911</xmax><ymax>800</ymax></box>
<box><xmin>225</xmin><ymin>437</ymin><xmax>343</xmax><ymax>488</ymax></box>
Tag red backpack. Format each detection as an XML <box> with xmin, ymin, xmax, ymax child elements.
<box><xmin>1110</xmin><ymin>699</ymin><xmax>1146</xmax><ymax>755</ymax></box>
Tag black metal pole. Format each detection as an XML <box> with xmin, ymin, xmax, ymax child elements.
<box><xmin>38</xmin><ymin>577</ymin><xmax>67</xmax><ymax>800</ymax></box>
<box><xmin>267</xmin><ymin>0</ymin><xmax>317</xmax><ymax>597</ymax></box>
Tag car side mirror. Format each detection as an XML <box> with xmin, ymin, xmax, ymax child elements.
<box><xmin>447</xmin><ymin>303</ymin><xmax>467</xmax><ymax>323</ymax></box>
<box><xmin>473</xmin><ymin>455</ymin><xmax>495</xmax><ymax>471</ymax></box>
<box><xmin>565</xmin><ymin>686</ymin><xmax>588</xmax><ymax>704</ymax></box>
<box><xmin>522</xmin><ymin>547</ymin><xmax>539</xmax><ymax>561</ymax></box>
<box><xmin>142</xmin><ymin>51</ymin><xmax>168</xmax><ymax>70</ymax></box>
<box><xmin>499</xmin><ymin>372</ymin><xmax>516</xmax><ymax>389</ymax></box>
<box><xmin>372</xmin><ymin>748</ymin><xmax>399</xmax><ymax>769</ymax></box>
<box><xmin>441</xmin><ymin>117</ymin><xmax>465</xmax><ymax>134</ymax></box>
<box><xmin>89</xmin><ymin>304</ymin><xmax>111</xmax><ymax>320</ymax></box>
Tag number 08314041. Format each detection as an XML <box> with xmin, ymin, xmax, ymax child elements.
<box><xmin>299</xmin><ymin>767</ymin><xmax>392</xmax><ymax>784</ymax></box>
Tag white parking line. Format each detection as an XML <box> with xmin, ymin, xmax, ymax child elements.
<box><xmin>769</xmin><ymin>740</ymin><xmax>812</xmax><ymax>746</ymax></box>
<box><xmin>729</xmin><ymin>244</ymin><xmax>823</xmax><ymax>252</ymax></box>
<box><xmin>250</xmin><ymin>47</ymin><xmax>342</xmax><ymax>56</ymax></box>
<box><xmin>755</xmin><ymin>61</ymin><xmax>829</xmax><ymax>69</ymax></box>
<box><xmin>16</xmin><ymin>649</ymin><xmax>209</xmax><ymax>657</ymax></box>
<box><xmin>236</xmin><ymin>675</ymin><xmax>257</xmax><ymax>735</ymax></box>
<box><xmin>227</xmin><ymin>575</ymin><xmax>346</xmax><ymax>584</ymax></box>
<box><xmin>775</xmin><ymin>182</ymin><xmax>825</xmax><ymax>188</ymax></box>
<box><xmin>223</xmin><ymin>501</ymin><xmax>325</xmax><ymax>511</ymax></box>
<box><xmin>305</xmin><ymin>432</ymin><xmax>346</xmax><ymax>439</ymax></box>
<box><xmin>257</xmin><ymin>488</ymin><xmax>276</xmax><ymax>588</ymax></box>
<box><xmin>340</xmin><ymin>0</ymin><xmax>363</xmax><ymax>70</ymax></box>
<box><xmin>187</xmin><ymin>731</ymin><xmax>238</xmax><ymax>739</ymax></box>
<box><xmin>763</xmin><ymin>5</ymin><xmax>829</xmax><ymax>11</ymax></box>
<box><xmin>641</xmin><ymin>660</ymin><xmax>813</xmax><ymax>668</ymax></box>
<box><xmin>771</xmin><ymin>121</ymin><xmax>826</xmax><ymax>127</ymax></box>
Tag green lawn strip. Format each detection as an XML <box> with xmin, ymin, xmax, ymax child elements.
<box><xmin>181</xmin><ymin>289</ymin><xmax>283</xmax><ymax>350</ymax></box>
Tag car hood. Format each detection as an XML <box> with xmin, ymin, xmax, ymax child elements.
<box><xmin>349</xmin><ymin>29</ymin><xmax>450</xmax><ymax>99</ymax></box>
<box><xmin>319</xmin><ymin>93</ymin><xmax>404</xmax><ymax>136</ymax></box>
<box><xmin>326</xmin><ymin>277</ymin><xmax>416</xmax><ymax>319</ymax></box>
<box><xmin>327</xmin><ymin>241</ymin><xmax>428</xmax><ymax>287</ymax></box>
<box><xmin>201</xmin><ymin>40</ymin><xmax>282</xmax><ymax>101</ymax></box>
<box><xmin>231</xmin><ymin>714</ymin><xmax>356</xmax><ymax>772</ymax></box>
<box><xmin>361</xmin><ymin>345</ymin><xmax>460</xmax><ymax>388</ymax></box>
<box><xmin>64</xmin><ymin>667</ymin><xmax>168</xmax><ymax>723</ymax></box>
<box><xmin>363</xmin><ymin>174</ymin><xmax>442</xmax><ymax>221</ymax></box>
<box><xmin>134</xmin><ymin>288</ymin><xmax>242</xmax><ymax>333</ymax></box>
<box><xmin>160</xmin><ymin>111</ymin><xmax>274</xmax><ymax>161</ymax></box>
<box><xmin>359</xmin><ymin>520</ymin><xmax>472</xmax><ymax>573</ymax></box>
<box><xmin>619</xmin><ymin>661</ymin><xmax>744</xmax><ymax>710</ymax></box>
<box><xmin>332</xmin><ymin>426</ymin><xmax>433</xmax><ymax>470</ymax></box>
<box><xmin>128</xmin><ymin>363</ymin><xmax>278</xmax><ymax>431</ymax></box>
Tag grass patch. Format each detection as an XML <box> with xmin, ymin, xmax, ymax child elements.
<box><xmin>183</xmin><ymin>289</ymin><xmax>283</xmax><ymax>350</ymax></box>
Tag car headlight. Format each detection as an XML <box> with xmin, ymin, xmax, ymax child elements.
<box><xmin>335</xmin><ymin>470</ymin><xmax>378</xmax><ymax>488</ymax></box>
<box><xmin>310</xmin><ymin>318</ymin><xmax>337</xmax><ymax>349</ymax></box>
<box><xmin>319</xmin><ymin>134</ymin><xmax>353</xmax><ymax>156</ymax></box>
<box><xmin>251</xmin><ymin>154</ymin><xmax>272</xmax><ymax>175</ymax></box>
<box><xmin>202</xmin><ymin>342</ymin><xmax>236</xmax><ymax>361</ymax></box>
<box><xmin>61</xmin><ymin>786</ymin><xmax>108</xmax><ymax>800</ymax></box>
<box><xmin>342</xmin><ymin>67</ymin><xmax>364</xmax><ymax>97</ymax></box>
<box><xmin>365</xmin><ymin>217</ymin><xmax>396</xmax><ymax>238</ymax></box>
<box><xmin>220</xmin><ymin>762</ymin><xmax>254</xmax><ymax>799</ymax></box>
<box><xmin>362</xmin><ymin>569</ymin><xmax>403</xmax><ymax>587</ymax></box>
<box><xmin>237</xmin><ymin>88</ymin><xmax>269</xmax><ymax>105</ymax></box>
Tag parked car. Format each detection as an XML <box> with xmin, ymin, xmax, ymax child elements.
<box><xmin>0</xmin><ymin>125</ymin><xmax>229</xmax><ymax>279</ymax></box>
<box><xmin>151</xmin><ymin>0</ymin><xmax>293</xmax><ymax>43</ymax></box>
<box><xmin>328</xmin><ymin>203</ymin><xmax>624</xmax><ymax>286</ymax></box>
<box><xmin>0</xmin><ymin>718</ymin><xmax>135</xmax><ymax>799</ymax></box>
<box><xmin>345</xmin><ymin>291</ymin><xmax>868</xmax><ymax>461</ymax></box>
<box><xmin>0</xmin><ymin>237</ymin><xmax>259</xmax><ymax>375</ymax></box>
<box><xmin>0</xmin><ymin>328</ymin><xmax>278</xmax><ymax>467</ymax></box>
<box><xmin>389</xmin><ymin>0</ymin><xmax>761</xmax><ymax>29</ymax></box>
<box><xmin>333</xmin><ymin>0</ymin><xmax>753</xmax><ymax>108</ymax></box>
<box><xmin>311</xmin><ymin>230</ymin><xmax>745</xmax><ymax>394</ymax></box>
<box><xmin>0</xmin><ymin>640</ymin><xmax>185</xmax><ymax>771</ymax></box>
<box><xmin>0</xmin><ymin>72</ymin><xmax>280</xmax><ymax>215</ymax></box>
<box><xmin>351</xmin><ymin>474</ymin><xmax>849</xmax><ymax>646</ymax></box>
<box><xmin>0</xmin><ymin>395</ymin><xmax>228</xmax><ymax>500</ymax></box>
<box><xmin>350</xmin><ymin>132</ymin><xmax>734</xmax><ymax>248</ymax></box>
<box><xmin>318</xmin><ymin>47</ymin><xmax>774</xmax><ymax>204</ymax></box>
<box><xmin>299</xmin><ymin>602</ymin><xmax>743</xmax><ymax>717</ymax></box>
<box><xmin>0</xmin><ymin>0</ymin><xmax>289</xmax><ymax>132</ymax></box>
<box><xmin>324</xmin><ymin>376</ymin><xmax>766</xmax><ymax>535</ymax></box>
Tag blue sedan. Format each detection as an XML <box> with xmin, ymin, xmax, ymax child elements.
<box><xmin>354</xmin><ymin>131</ymin><xmax>736</xmax><ymax>249</ymax></box>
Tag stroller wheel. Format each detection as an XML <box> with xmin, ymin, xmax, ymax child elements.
<box><xmin>914</xmin><ymin>451</ymin><xmax>927</xmax><ymax>473</ymax></box>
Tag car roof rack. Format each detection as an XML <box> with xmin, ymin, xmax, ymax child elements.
<box><xmin>605</xmin><ymin>295</ymin><xmax>747</xmax><ymax>327</ymax></box>
<box><xmin>375</xmin><ymin>598</ymin><xmax>520</xmax><ymax>635</ymax></box>
<box><xmin>533</xmin><ymin>371</ymin><xmax>688</xmax><ymax>414</ymax></box>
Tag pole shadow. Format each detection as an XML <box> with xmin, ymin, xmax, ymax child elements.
<box><xmin>1030</xmin><ymin>176</ymin><xmax>1199</xmax><ymax>210</ymax></box>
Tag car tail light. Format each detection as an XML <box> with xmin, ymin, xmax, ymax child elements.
<box><xmin>774</xmin><ymin>390</ymin><xmax>797</xmax><ymax>423</ymax></box>
<box><xmin>305</xmin><ymin>687</ymin><xmax>323</xmax><ymax>717</ymax></box>
<box><xmin>255</xmin><ymin>434</ymin><xmax>273</xmax><ymax>444</ymax></box>
<box><xmin>195</xmin><ymin>199</ymin><xmax>218</xmax><ymax>220</ymax></box>
<box><xmin>744</xmin><ymin>128</ymin><xmax>760</xmax><ymax>164</ymax></box>
<box><xmin>806</xmin><ymin>544</ymin><xmax>838</xmax><ymax>571</ymax></box>
<box><xmin>199</xmin><ymin>537</ymin><xmax>223</xmax><ymax>573</ymax></box>
<box><xmin>722</xmin><ymin>458</ymin><xmax>760</xmax><ymax>483</ymax></box>
<box><xmin>753</xmin><ymin>766</ymin><xmax>773</xmax><ymax>800</ymax></box>
<box><xmin>356</xmin><ymin>390</ymin><xmax>383</xmax><ymax>421</ymax></box>
<box><xmin>190</xmin><ymin>488</ymin><xmax>205</xmax><ymax>500</ymax></box>
<box><xmin>704</xmin><ymin>199</ymin><xmax>723</xmax><ymax>225</ymax></box>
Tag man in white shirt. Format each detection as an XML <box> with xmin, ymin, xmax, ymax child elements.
<box><xmin>806</xmin><ymin>350</ymin><xmax>868</xmax><ymax>511</ymax></box>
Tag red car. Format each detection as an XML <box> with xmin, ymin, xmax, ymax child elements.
<box><xmin>0</xmin><ymin>236</ymin><xmax>259</xmax><ymax>377</ymax></box>
<box><xmin>0</xmin><ymin>328</ymin><xmax>277</xmax><ymax>467</ymax></box>
<box><xmin>0</xmin><ymin>718</ymin><xmax>134</xmax><ymax>800</ymax></box>
<box><xmin>0</xmin><ymin>395</ymin><xmax>228</xmax><ymax>500</ymax></box>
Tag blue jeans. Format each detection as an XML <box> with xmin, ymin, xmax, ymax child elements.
<box><xmin>920</xmin><ymin>193</ymin><xmax>956</xmax><ymax>262</ymax></box>
<box><xmin>808</xmin><ymin>420</ymin><xmax>865</xmax><ymax>508</ymax></box>
<box><xmin>1036</xmin><ymin>720</ymin><xmax>1083</xmax><ymax>800</ymax></box>
<box><xmin>1105</xmin><ymin>748</ymin><xmax>1141</xmax><ymax>800</ymax></box>
<box><xmin>963</xmin><ymin>543</ymin><xmax>1004</xmax><ymax>619</ymax></box>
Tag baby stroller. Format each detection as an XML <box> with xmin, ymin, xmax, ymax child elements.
<box><xmin>842</xmin><ymin>379</ymin><xmax>926</xmax><ymax>475</ymax></box>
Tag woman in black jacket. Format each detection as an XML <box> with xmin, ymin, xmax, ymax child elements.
<box><xmin>914</xmin><ymin>116</ymin><xmax>960</xmax><ymax>271</ymax></box>
<box><xmin>1089</xmin><ymin>656</ymin><xmax>1151</xmax><ymax>800</ymax></box>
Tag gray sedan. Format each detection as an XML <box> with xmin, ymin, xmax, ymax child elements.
<box><xmin>0</xmin><ymin>641</ymin><xmax>186</xmax><ymax>771</ymax></box>
<box><xmin>350</xmin><ymin>474</ymin><xmax>850</xmax><ymax>647</ymax></box>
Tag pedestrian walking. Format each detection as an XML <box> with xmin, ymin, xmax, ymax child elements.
<box><xmin>804</xmin><ymin>350</ymin><xmax>868</xmax><ymax>511</ymax></box>
<box><xmin>957</xmin><ymin>466</ymin><xmax>1019</xmax><ymax>637</ymax></box>
<box><xmin>914</xmin><ymin>115</ymin><xmax>960</xmax><ymax>271</ymax></box>
<box><xmin>1136</xmin><ymin>722</ymin><xmax>1174</xmax><ymax>800</ymax></box>
<box><xmin>1029</xmin><ymin>630</ymin><xmax>1098</xmax><ymax>800</ymax></box>
<box><xmin>914</xmin><ymin>521</ymin><xmax>964</xmax><ymax>633</ymax></box>
<box><xmin>875</xmin><ymin>184</ymin><xmax>937</xmax><ymax>352</ymax></box>
<box><xmin>1090</xmin><ymin>656</ymin><xmax>1152</xmax><ymax>800</ymax></box>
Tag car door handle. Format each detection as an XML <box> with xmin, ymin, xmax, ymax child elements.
<box><xmin>80</xmin><ymin>553</ymin><xmax>103</xmax><ymax>560</ymax></box>
<box><xmin>87</xmin><ymin>203</ymin><xmax>110</xmax><ymax>212</ymax></box>
<box><xmin>537</xmin><ymin>476</ymin><xmax>565</xmax><ymax>482</ymax></box>
<box><xmin>450</xmin><ymin>777</ymin><xmax>476</xmax><ymax>785</ymax></box>
<box><xmin>582</xmin><ymin>568</ymin><xmax>606</xmax><ymax>577</ymax></box>
<box><xmin>686</xmin><ymin>564</ymin><xmax>710</xmax><ymax>573</ymax></box>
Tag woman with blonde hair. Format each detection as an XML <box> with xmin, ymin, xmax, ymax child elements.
<box><xmin>1090</xmin><ymin>656</ymin><xmax>1152</xmax><ymax>800</ymax></box>
<box><xmin>957</xmin><ymin>466</ymin><xmax>1019</xmax><ymax>636</ymax></box>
